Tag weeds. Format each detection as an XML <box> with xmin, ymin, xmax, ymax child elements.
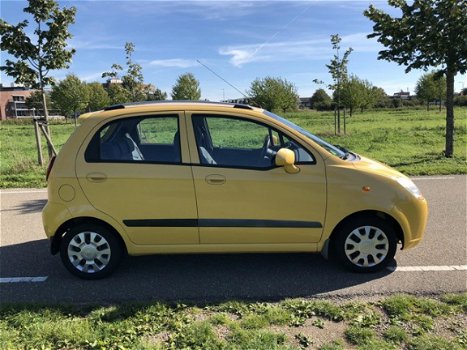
<box><xmin>1</xmin><ymin>293</ymin><xmax>465</xmax><ymax>349</ymax></box>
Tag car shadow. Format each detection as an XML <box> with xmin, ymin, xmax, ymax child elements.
<box><xmin>0</xmin><ymin>239</ymin><xmax>395</xmax><ymax>304</ymax></box>
<box><xmin>0</xmin><ymin>199</ymin><xmax>47</xmax><ymax>214</ymax></box>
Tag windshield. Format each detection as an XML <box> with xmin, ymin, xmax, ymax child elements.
<box><xmin>264</xmin><ymin>111</ymin><xmax>346</xmax><ymax>158</ymax></box>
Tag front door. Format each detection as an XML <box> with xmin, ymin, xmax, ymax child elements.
<box><xmin>76</xmin><ymin>112</ymin><xmax>199</xmax><ymax>245</ymax></box>
<box><xmin>188</xmin><ymin>113</ymin><xmax>326</xmax><ymax>244</ymax></box>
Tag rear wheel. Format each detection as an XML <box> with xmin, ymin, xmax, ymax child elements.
<box><xmin>332</xmin><ymin>216</ymin><xmax>397</xmax><ymax>273</ymax></box>
<box><xmin>60</xmin><ymin>224</ymin><xmax>123</xmax><ymax>279</ymax></box>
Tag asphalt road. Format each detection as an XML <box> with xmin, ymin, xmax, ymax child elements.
<box><xmin>0</xmin><ymin>175</ymin><xmax>465</xmax><ymax>304</ymax></box>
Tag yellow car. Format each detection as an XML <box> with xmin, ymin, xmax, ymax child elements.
<box><xmin>42</xmin><ymin>101</ymin><xmax>428</xmax><ymax>279</ymax></box>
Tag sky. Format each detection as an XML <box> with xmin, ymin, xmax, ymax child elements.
<box><xmin>1</xmin><ymin>0</ymin><xmax>466</xmax><ymax>101</ymax></box>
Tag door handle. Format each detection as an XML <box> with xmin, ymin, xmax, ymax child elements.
<box><xmin>86</xmin><ymin>173</ymin><xmax>107</xmax><ymax>182</ymax></box>
<box><xmin>205</xmin><ymin>174</ymin><xmax>226</xmax><ymax>185</ymax></box>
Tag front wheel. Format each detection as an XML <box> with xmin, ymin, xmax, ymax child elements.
<box><xmin>332</xmin><ymin>216</ymin><xmax>397</xmax><ymax>273</ymax></box>
<box><xmin>60</xmin><ymin>224</ymin><xmax>123</xmax><ymax>279</ymax></box>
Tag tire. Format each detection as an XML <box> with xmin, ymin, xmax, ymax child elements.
<box><xmin>332</xmin><ymin>216</ymin><xmax>397</xmax><ymax>273</ymax></box>
<box><xmin>60</xmin><ymin>223</ymin><xmax>123</xmax><ymax>279</ymax></box>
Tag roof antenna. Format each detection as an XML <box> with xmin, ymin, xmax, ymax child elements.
<box><xmin>196</xmin><ymin>59</ymin><xmax>250</xmax><ymax>101</ymax></box>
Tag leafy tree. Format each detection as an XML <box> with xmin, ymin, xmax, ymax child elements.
<box><xmin>415</xmin><ymin>72</ymin><xmax>446</xmax><ymax>111</ymax></box>
<box><xmin>0</xmin><ymin>0</ymin><xmax>76</xmax><ymax>154</ymax></box>
<box><xmin>51</xmin><ymin>74</ymin><xmax>89</xmax><ymax>119</ymax></box>
<box><xmin>371</xmin><ymin>86</ymin><xmax>389</xmax><ymax>108</ymax></box>
<box><xmin>249</xmin><ymin>77</ymin><xmax>299</xmax><ymax>112</ymax></box>
<box><xmin>102</xmin><ymin>42</ymin><xmax>146</xmax><ymax>102</ymax></box>
<box><xmin>86</xmin><ymin>82</ymin><xmax>110</xmax><ymax>111</ymax></box>
<box><xmin>364</xmin><ymin>0</ymin><xmax>467</xmax><ymax>157</ymax></box>
<box><xmin>310</xmin><ymin>89</ymin><xmax>332</xmax><ymax>110</ymax></box>
<box><xmin>171</xmin><ymin>73</ymin><xmax>201</xmax><ymax>100</ymax></box>
<box><xmin>326</xmin><ymin>34</ymin><xmax>353</xmax><ymax>132</ymax></box>
<box><xmin>107</xmin><ymin>83</ymin><xmax>131</xmax><ymax>105</ymax></box>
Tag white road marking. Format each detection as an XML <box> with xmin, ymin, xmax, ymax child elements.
<box><xmin>411</xmin><ymin>176</ymin><xmax>456</xmax><ymax>181</ymax></box>
<box><xmin>0</xmin><ymin>276</ymin><xmax>48</xmax><ymax>283</ymax></box>
<box><xmin>387</xmin><ymin>265</ymin><xmax>467</xmax><ymax>272</ymax></box>
<box><xmin>0</xmin><ymin>190</ymin><xmax>47</xmax><ymax>194</ymax></box>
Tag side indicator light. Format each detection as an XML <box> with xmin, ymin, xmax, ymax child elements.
<box><xmin>362</xmin><ymin>186</ymin><xmax>371</xmax><ymax>192</ymax></box>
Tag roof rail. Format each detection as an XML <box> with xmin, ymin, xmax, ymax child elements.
<box><xmin>233</xmin><ymin>104</ymin><xmax>254</xmax><ymax>110</ymax></box>
<box><xmin>102</xmin><ymin>100</ymin><xmax>257</xmax><ymax>111</ymax></box>
<box><xmin>103</xmin><ymin>104</ymin><xmax>125</xmax><ymax>111</ymax></box>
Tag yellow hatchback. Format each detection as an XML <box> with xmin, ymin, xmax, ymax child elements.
<box><xmin>42</xmin><ymin>101</ymin><xmax>428</xmax><ymax>279</ymax></box>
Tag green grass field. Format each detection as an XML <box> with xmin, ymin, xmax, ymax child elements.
<box><xmin>0</xmin><ymin>108</ymin><xmax>466</xmax><ymax>188</ymax></box>
<box><xmin>1</xmin><ymin>294</ymin><xmax>465</xmax><ymax>349</ymax></box>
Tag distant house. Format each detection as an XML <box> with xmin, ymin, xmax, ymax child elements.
<box><xmin>299</xmin><ymin>97</ymin><xmax>312</xmax><ymax>109</ymax></box>
<box><xmin>0</xmin><ymin>84</ymin><xmax>35</xmax><ymax>120</ymax></box>
<box><xmin>392</xmin><ymin>90</ymin><xmax>411</xmax><ymax>100</ymax></box>
<box><xmin>103</xmin><ymin>78</ymin><xmax>123</xmax><ymax>89</ymax></box>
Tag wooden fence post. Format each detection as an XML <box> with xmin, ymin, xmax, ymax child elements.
<box><xmin>33</xmin><ymin>118</ymin><xmax>44</xmax><ymax>166</ymax></box>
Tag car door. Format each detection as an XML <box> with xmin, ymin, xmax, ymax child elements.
<box><xmin>76</xmin><ymin>112</ymin><xmax>199</xmax><ymax>245</ymax></box>
<box><xmin>187</xmin><ymin>112</ymin><xmax>326</xmax><ymax>245</ymax></box>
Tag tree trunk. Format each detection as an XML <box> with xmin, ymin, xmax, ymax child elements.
<box><xmin>37</xmin><ymin>20</ymin><xmax>53</xmax><ymax>159</ymax></box>
<box><xmin>426</xmin><ymin>100</ymin><xmax>429</xmax><ymax>111</ymax></box>
<box><xmin>444</xmin><ymin>69</ymin><xmax>455</xmax><ymax>158</ymax></box>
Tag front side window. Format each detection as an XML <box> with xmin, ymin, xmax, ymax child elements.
<box><xmin>85</xmin><ymin>115</ymin><xmax>180</xmax><ymax>163</ymax></box>
<box><xmin>192</xmin><ymin>115</ymin><xmax>314</xmax><ymax>168</ymax></box>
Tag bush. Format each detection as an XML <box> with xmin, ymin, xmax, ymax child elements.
<box><xmin>454</xmin><ymin>95</ymin><xmax>467</xmax><ymax>106</ymax></box>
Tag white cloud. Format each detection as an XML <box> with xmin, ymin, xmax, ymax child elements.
<box><xmin>149</xmin><ymin>59</ymin><xmax>199</xmax><ymax>68</ymax></box>
<box><xmin>219</xmin><ymin>33</ymin><xmax>380</xmax><ymax>67</ymax></box>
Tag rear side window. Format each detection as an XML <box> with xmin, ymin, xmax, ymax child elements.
<box><xmin>85</xmin><ymin>115</ymin><xmax>181</xmax><ymax>164</ymax></box>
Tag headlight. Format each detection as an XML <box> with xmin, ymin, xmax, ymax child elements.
<box><xmin>396</xmin><ymin>177</ymin><xmax>423</xmax><ymax>199</ymax></box>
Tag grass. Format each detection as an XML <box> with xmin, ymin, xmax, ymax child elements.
<box><xmin>0</xmin><ymin>108</ymin><xmax>466</xmax><ymax>188</ymax></box>
<box><xmin>0</xmin><ymin>293</ymin><xmax>465</xmax><ymax>349</ymax></box>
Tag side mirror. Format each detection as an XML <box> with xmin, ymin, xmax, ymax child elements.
<box><xmin>275</xmin><ymin>148</ymin><xmax>300</xmax><ymax>174</ymax></box>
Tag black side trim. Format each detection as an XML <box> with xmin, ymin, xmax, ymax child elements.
<box><xmin>199</xmin><ymin>219</ymin><xmax>322</xmax><ymax>228</ymax></box>
<box><xmin>123</xmin><ymin>219</ymin><xmax>198</xmax><ymax>227</ymax></box>
<box><xmin>123</xmin><ymin>218</ymin><xmax>322</xmax><ymax>228</ymax></box>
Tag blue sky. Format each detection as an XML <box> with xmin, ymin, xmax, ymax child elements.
<box><xmin>1</xmin><ymin>0</ymin><xmax>466</xmax><ymax>101</ymax></box>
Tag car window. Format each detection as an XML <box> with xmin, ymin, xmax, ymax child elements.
<box><xmin>192</xmin><ymin>115</ymin><xmax>314</xmax><ymax>168</ymax></box>
<box><xmin>138</xmin><ymin>117</ymin><xmax>178</xmax><ymax>145</ymax></box>
<box><xmin>85</xmin><ymin>115</ymin><xmax>181</xmax><ymax>164</ymax></box>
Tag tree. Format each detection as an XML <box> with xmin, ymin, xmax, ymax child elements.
<box><xmin>415</xmin><ymin>72</ymin><xmax>446</xmax><ymax>111</ymax></box>
<box><xmin>310</xmin><ymin>89</ymin><xmax>332</xmax><ymax>110</ymax></box>
<box><xmin>364</xmin><ymin>0</ymin><xmax>467</xmax><ymax>157</ymax></box>
<box><xmin>102</xmin><ymin>42</ymin><xmax>146</xmax><ymax>102</ymax></box>
<box><xmin>86</xmin><ymin>82</ymin><xmax>110</xmax><ymax>112</ymax></box>
<box><xmin>0</xmin><ymin>0</ymin><xmax>76</xmax><ymax>155</ymax></box>
<box><xmin>171</xmin><ymin>73</ymin><xmax>201</xmax><ymax>100</ymax></box>
<box><xmin>107</xmin><ymin>84</ymin><xmax>131</xmax><ymax>105</ymax></box>
<box><xmin>51</xmin><ymin>74</ymin><xmax>89</xmax><ymax>119</ymax></box>
<box><xmin>371</xmin><ymin>86</ymin><xmax>389</xmax><ymax>108</ymax></box>
<box><xmin>326</xmin><ymin>34</ymin><xmax>353</xmax><ymax>133</ymax></box>
<box><xmin>248</xmin><ymin>77</ymin><xmax>298</xmax><ymax>112</ymax></box>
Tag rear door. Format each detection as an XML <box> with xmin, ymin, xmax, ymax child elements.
<box><xmin>76</xmin><ymin>112</ymin><xmax>199</xmax><ymax>245</ymax></box>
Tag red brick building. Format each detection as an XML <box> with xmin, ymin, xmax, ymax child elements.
<box><xmin>0</xmin><ymin>84</ymin><xmax>35</xmax><ymax>120</ymax></box>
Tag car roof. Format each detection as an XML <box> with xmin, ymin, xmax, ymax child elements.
<box><xmin>78</xmin><ymin>101</ymin><xmax>264</xmax><ymax>121</ymax></box>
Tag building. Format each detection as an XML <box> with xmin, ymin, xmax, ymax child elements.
<box><xmin>0</xmin><ymin>84</ymin><xmax>35</xmax><ymax>120</ymax></box>
<box><xmin>299</xmin><ymin>97</ymin><xmax>312</xmax><ymax>109</ymax></box>
<box><xmin>392</xmin><ymin>90</ymin><xmax>411</xmax><ymax>100</ymax></box>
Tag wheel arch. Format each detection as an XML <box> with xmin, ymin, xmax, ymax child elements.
<box><xmin>51</xmin><ymin>216</ymin><xmax>127</xmax><ymax>255</ymax></box>
<box><xmin>326</xmin><ymin>210</ymin><xmax>404</xmax><ymax>258</ymax></box>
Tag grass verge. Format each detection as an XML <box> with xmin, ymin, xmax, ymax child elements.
<box><xmin>1</xmin><ymin>108</ymin><xmax>466</xmax><ymax>188</ymax></box>
<box><xmin>1</xmin><ymin>293</ymin><xmax>466</xmax><ymax>349</ymax></box>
